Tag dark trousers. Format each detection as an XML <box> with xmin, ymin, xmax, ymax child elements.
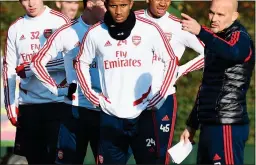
<box><xmin>97</xmin><ymin>110</ymin><xmax>157</xmax><ymax>164</ymax></box>
<box><xmin>141</xmin><ymin>94</ymin><xmax>177</xmax><ymax>165</ymax></box>
<box><xmin>197</xmin><ymin>124</ymin><xmax>249</xmax><ymax>165</ymax></box>
<box><xmin>16</xmin><ymin>102</ymin><xmax>69</xmax><ymax>164</ymax></box>
<box><xmin>55</xmin><ymin>105</ymin><xmax>100</xmax><ymax>164</ymax></box>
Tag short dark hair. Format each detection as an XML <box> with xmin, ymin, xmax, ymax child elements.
<box><xmin>83</xmin><ymin>0</ymin><xmax>87</xmax><ymax>8</ymax></box>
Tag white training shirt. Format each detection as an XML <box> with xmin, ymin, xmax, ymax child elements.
<box><xmin>2</xmin><ymin>6</ymin><xmax>70</xmax><ymax>120</ymax></box>
<box><xmin>136</xmin><ymin>9</ymin><xmax>205</xmax><ymax>95</ymax></box>
<box><xmin>75</xmin><ymin>15</ymin><xmax>178</xmax><ymax>119</ymax></box>
<box><xmin>30</xmin><ymin>16</ymin><xmax>101</xmax><ymax>110</ymax></box>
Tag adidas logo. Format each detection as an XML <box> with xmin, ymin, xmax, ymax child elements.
<box><xmin>104</xmin><ymin>40</ymin><xmax>112</xmax><ymax>47</ymax></box>
<box><xmin>162</xmin><ymin>115</ymin><xmax>170</xmax><ymax>121</ymax></box>
<box><xmin>19</xmin><ymin>34</ymin><xmax>25</xmax><ymax>40</ymax></box>
<box><xmin>213</xmin><ymin>154</ymin><xmax>221</xmax><ymax>161</ymax></box>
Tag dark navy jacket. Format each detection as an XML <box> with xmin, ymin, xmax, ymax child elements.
<box><xmin>186</xmin><ymin>21</ymin><xmax>255</xmax><ymax>129</ymax></box>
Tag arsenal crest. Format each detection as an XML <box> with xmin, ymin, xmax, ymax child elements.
<box><xmin>44</xmin><ymin>29</ymin><xmax>53</xmax><ymax>39</ymax></box>
<box><xmin>132</xmin><ymin>36</ymin><xmax>141</xmax><ymax>46</ymax></box>
<box><xmin>165</xmin><ymin>32</ymin><xmax>172</xmax><ymax>41</ymax></box>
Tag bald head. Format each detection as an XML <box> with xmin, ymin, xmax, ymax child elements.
<box><xmin>211</xmin><ymin>0</ymin><xmax>238</xmax><ymax>12</ymax></box>
<box><xmin>232</xmin><ymin>0</ymin><xmax>238</xmax><ymax>12</ymax></box>
<box><xmin>208</xmin><ymin>0</ymin><xmax>239</xmax><ymax>33</ymax></box>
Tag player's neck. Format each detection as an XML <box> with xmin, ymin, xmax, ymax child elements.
<box><xmin>81</xmin><ymin>9</ymin><xmax>99</xmax><ymax>25</ymax></box>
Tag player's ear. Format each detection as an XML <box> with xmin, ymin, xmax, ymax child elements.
<box><xmin>55</xmin><ymin>1</ymin><xmax>61</xmax><ymax>9</ymax></box>
<box><xmin>129</xmin><ymin>0</ymin><xmax>134</xmax><ymax>9</ymax></box>
<box><xmin>232</xmin><ymin>11</ymin><xmax>239</xmax><ymax>22</ymax></box>
<box><xmin>104</xmin><ymin>0</ymin><xmax>108</xmax><ymax>10</ymax></box>
<box><xmin>104</xmin><ymin>0</ymin><xmax>107</xmax><ymax>7</ymax></box>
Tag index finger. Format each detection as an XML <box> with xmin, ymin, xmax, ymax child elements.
<box><xmin>181</xmin><ymin>13</ymin><xmax>193</xmax><ymax>20</ymax></box>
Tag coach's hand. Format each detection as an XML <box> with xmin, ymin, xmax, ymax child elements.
<box><xmin>180</xmin><ymin>126</ymin><xmax>196</xmax><ymax>144</ymax></box>
<box><xmin>181</xmin><ymin>13</ymin><xmax>201</xmax><ymax>35</ymax></box>
<box><xmin>67</xmin><ymin>83</ymin><xmax>77</xmax><ymax>100</ymax></box>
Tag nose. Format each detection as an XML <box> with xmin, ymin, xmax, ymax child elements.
<box><xmin>115</xmin><ymin>6</ymin><xmax>121</xmax><ymax>15</ymax></box>
<box><xmin>211</xmin><ymin>14</ymin><xmax>218</xmax><ymax>22</ymax></box>
<box><xmin>159</xmin><ymin>0</ymin><xmax>166</xmax><ymax>6</ymax></box>
<box><xmin>28</xmin><ymin>0</ymin><xmax>34</xmax><ymax>7</ymax></box>
<box><xmin>71</xmin><ymin>3</ymin><xmax>78</xmax><ymax>10</ymax></box>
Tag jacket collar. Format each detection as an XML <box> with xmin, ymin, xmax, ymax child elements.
<box><xmin>216</xmin><ymin>20</ymin><xmax>240</xmax><ymax>38</ymax></box>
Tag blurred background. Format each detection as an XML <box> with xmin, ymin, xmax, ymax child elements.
<box><xmin>0</xmin><ymin>0</ymin><xmax>255</xmax><ymax>164</ymax></box>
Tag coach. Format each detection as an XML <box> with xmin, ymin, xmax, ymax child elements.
<box><xmin>179</xmin><ymin>0</ymin><xmax>255</xmax><ymax>164</ymax></box>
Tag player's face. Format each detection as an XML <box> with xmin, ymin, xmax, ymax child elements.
<box><xmin>58</xmin><ymin>1</ymin><xmax>79</xmax><ymax>19</ymax></box>
<box><xmin>147</xmin><ymin>0</ymin><xmax>171</xmax><ymax>18</ymax></box>
<box><xmin>208</xmin><ymin>0</ymin><xmax>237</xmax><ymax>33</ymax></box>
<box><xmin>107</xmin><ymin>0</ymin><xmax>133</xmax><ymax>23</ymax></box>
<box><xmin>91</xmin><ymin>0</ymin><xmax>107</xmax><ymax>22</ymax></box>
<box><xmin>20</xmin><ymin>0</ymin><xmax>45</xmax><ymax>17</ymax></box>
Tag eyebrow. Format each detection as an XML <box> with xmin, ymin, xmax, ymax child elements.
<box><xmin>209</xmin><ymin>9</ymin><xmax>214</xmax><ymax>13</ymax></box>
<box><xmin>209</xmin><ymin>9</ymin><xmax>225</xmax><ymax>15</ymax></box>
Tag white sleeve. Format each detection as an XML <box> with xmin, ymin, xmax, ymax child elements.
<box><xmin>30</xmin><ymin>22</ymin><xmax>79</xmax><ymax>96</ymax></box>
<box><xmin>24</xmin><ymin>58</ymin><xmax>64</xmax><ymax>78</ymax></box>
<box><xmin>2</xmin><ymin>25</ymin><xmax>18</xmax><ymax>120</ymax></box>
<box><xmin>75</xmin><ymin>29</ymin><xmax>100</xmax><ymax>106</ymax></box>
<box><xmin>177</xmin><ymin>31</ymin><xmax>205</xmax><ymax>79</ymax></box>
<box><xmin>147</xmin><ymin>25</ymin><xmax>178</xmax><ymax>109</ymax></box>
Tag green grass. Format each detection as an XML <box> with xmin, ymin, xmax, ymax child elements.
<box><xmin>0</xmin><ymin>141</ymin><xmax>14</xmax><ymax>147</ymax></box>
<box><xmin>1</xmin><ymin>108</ymin><xmax>6</xmax><ymax>115</ymax></box>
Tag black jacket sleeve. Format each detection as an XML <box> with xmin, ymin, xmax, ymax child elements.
<box><xmin>197</xmin><ymin>26</ymin><xmax>252</xmax><ymax>62</ymax></box>
<box><xmin>186</xmin><ymin>104</ymin><xmax>200</xmax><ymax>130</ymax></box>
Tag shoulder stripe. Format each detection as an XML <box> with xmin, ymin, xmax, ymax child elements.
<box><xmin>168</xmin><ymin>14</ymin><xmax>181</xmax><ymax>22</ymax></box>
<box><xmin>50</xmin><ymin>9</ymin><xmax>70</xmax><ymax>23</ymax></box>
<box><xmin>202</xmin><ymin>26</ymin><xmax>240</xmax><ymax>46</ymax></box>
<box><xmin>75</xmin><ymin>21</ymin><xmax>104</xmax><ymax>105</ymax></box>
<box><xmin>33</xmin><ymin>20</ymin><xmax>78</xmax><ymax>87</ymax></box>
<box><xmin>136</xmin><ymin>16</ymin><xmax>177</xmax><ymax>108</ymax></box>
<box><xmin>89</xmin><ymin>21</ymin><xmax>103</xmax><ymax>30</ymax></box>
<box><xmin>136</xmin><ymin>16</ymin><xmax>176</xmax><ymax>59</ymax></box>
<box><xmin>134</xmin><ymin>9</ymin><xmax>145</xmax><ymax>16</ymax></box>
<box><xmin>8</xmin><ymin>16</ymin><xmax>24</xmax><ymax>28</ymax></box>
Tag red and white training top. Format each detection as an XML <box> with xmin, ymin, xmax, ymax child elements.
<box><xmin>136</xmin><ymin>9</ymin><xmax>205</xmax><ymax>95</ymax></box>
<box><xmin>75</xmin><ymin>15</ymin><xmax>178</xmax><ymax>119</ymax></box>
<box><xmin>30</xmin><ymin>16</ymin><xmax>101</xmax><ymax>110</ymax></box>
<box><xmin>2</xmin><ymin>6</ymin><xmax>70</xmax><ymax>120</ymax></box>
